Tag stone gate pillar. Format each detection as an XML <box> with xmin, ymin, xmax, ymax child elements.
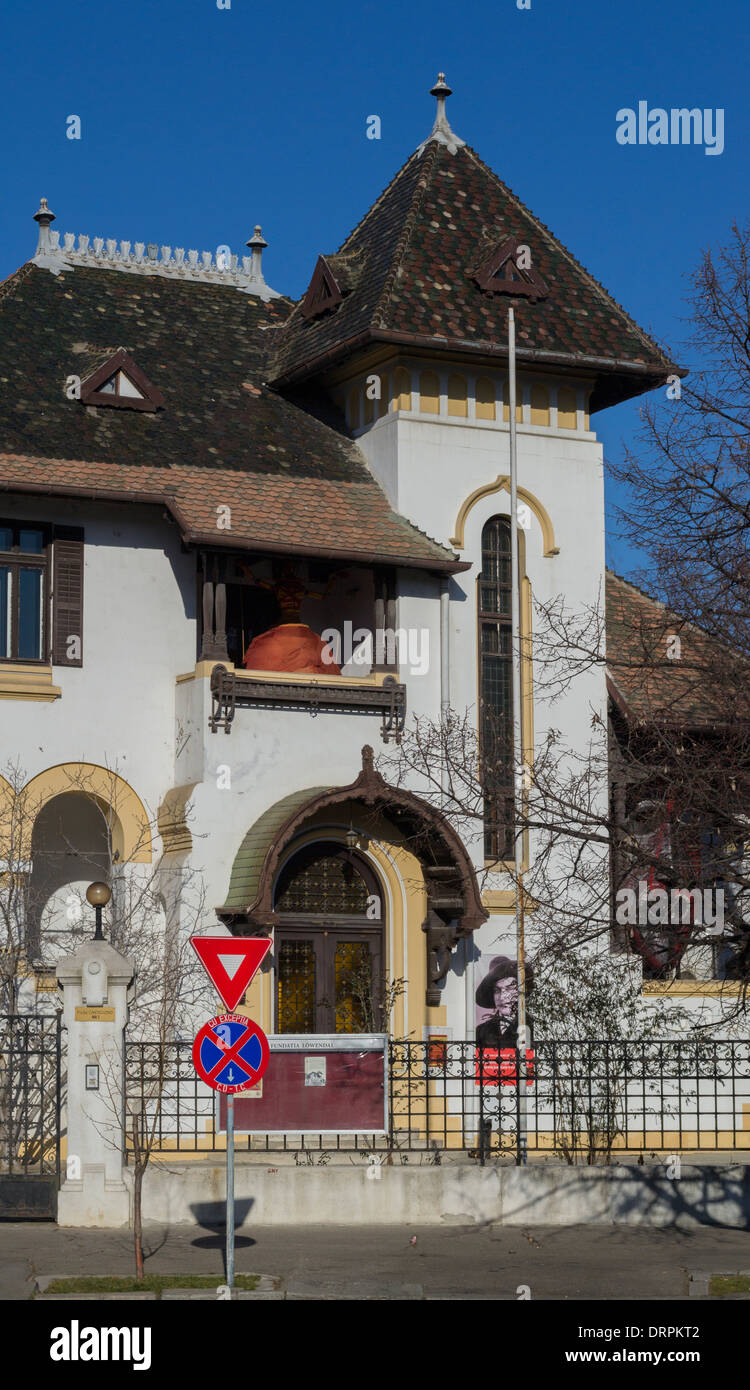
<box><xmin>56</xmin><ymin>939</ymin><xmax>135</xmax><ymax>1227</ymax></box>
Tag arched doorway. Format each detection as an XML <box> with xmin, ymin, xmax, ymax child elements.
<box><xmin>26</xmin><ymin>792</ymin><xmax>111</xmax><ymax>963</ymax></box>
<box><xmin>273</xmin><ymin>841</ymin><xmax>384</xmax><ymax>1034</ymax></box>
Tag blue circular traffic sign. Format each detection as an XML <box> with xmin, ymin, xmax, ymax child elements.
<box><xmin>192</xmin><ymin>1012</ymin><xmax>269</xmax><ymax>1094</ymax></box>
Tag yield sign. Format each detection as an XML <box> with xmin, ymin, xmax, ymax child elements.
<box><xmin>190</xmin><ymin>936</ymin><xmax>271</xmax><ymax>1011</ymax></box>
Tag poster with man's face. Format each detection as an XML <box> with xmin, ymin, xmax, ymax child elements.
<box><xmin>475</xmin><ymin>954</ymin><xmax>533</xmax><ymax>1049</ymax></box>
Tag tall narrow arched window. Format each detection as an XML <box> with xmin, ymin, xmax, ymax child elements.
<box><xmin>479</xmin><ymin>517</ymin><xmax>514</xmax><ymax>860</ymax></box>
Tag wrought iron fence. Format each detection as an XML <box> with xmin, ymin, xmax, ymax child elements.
<box><xmin>123</xmin><ymin>1037</ymin><xmax>750</xmax><ymax>1162</ymax></box>
<box><xmin>0</xmin><ymin>1013</ymin><xmax>63</xmax><ymax>1178</ymax></box>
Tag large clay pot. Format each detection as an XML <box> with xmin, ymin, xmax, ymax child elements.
<box><xmin>242</xmin><ymin>622</ymin><xmax>342</xmax><ymax>676</ymax></box>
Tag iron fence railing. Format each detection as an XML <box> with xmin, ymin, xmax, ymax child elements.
<box><xmin>123</xmin><ymin>1037</ymin><xmax>750</xmax><ymax>1162</ymax></box>
<box><xmin>0</xmin><ymin>1013</ymin><xmax>63</xmax><ymax>1178</ymax></box>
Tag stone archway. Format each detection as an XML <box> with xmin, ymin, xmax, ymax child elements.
<box><xmin>26</xmin><ymin>791</ymin><xmax>111</xmax><ymax>963</ymax></box>
<box><xmin>19</xmin><ymin>763</ymin><xmax>152</xmax><ymax>863</ymax></box>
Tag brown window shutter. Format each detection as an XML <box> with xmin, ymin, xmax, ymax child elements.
<box><xmin>52</xmin><ymin>534</ymin><xmax>84</xmax><ymax>666</ymax></box>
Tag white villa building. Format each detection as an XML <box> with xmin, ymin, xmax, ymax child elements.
<box><xmin>5</xmin><ymin>71</ymin><xmax>738</xmax><ymax>1119</ymax></box>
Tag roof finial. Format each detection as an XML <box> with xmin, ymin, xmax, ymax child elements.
<box><xmin>33</xmin><ymin>197</ymin><xmax>56</xmax><ymax>253</ymax></box>
<box><xmin>246</xmin><ymin>225</ymin><xmax>268</xmax><ymax>284</ymax></box>
<box><xmin>431</xmin><ymin>73</ymin><xmax>452</xmax><ymax>126</ymax></box>
<box><xmin>419</xmin><ymin>73</ymin><xmax>465</xmax><ymax>156</ymax></box>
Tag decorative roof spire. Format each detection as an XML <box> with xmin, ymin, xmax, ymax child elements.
<box><xmin>33</xmin><ymin>197</ymin><xmax>56</xmax><ymax>253</ymax></box>
<box><xmin>246</xmin><ymin>225</ymin><xmax>268</xmax><ymax>284</ymax></box>
<box><xmin>419</xmin><ymin>73</ymin><xmax>465</xmax><ymax>156</ymax></box>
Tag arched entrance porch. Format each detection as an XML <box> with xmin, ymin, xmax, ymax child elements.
<box><xmin>217</xmin><ymin>746</ymin><xmax>487</xmax><ymax>1034</ymax></box>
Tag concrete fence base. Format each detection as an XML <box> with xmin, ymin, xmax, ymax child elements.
<box><xmin>56</xmin><ymin>1160</ymin><xmax>750</xmax><ymax>1229</ymax></box>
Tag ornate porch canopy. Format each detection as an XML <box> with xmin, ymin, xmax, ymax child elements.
<box><xmin>217</xmin><ymin>745</ymin><xmax>487</xmax><ymax>1004</ymax></box>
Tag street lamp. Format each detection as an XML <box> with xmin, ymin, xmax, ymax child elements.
<box><xmin>86</xmin><ymin>881</ymin><xmax>111</xmax><ymax>940</ymax></box>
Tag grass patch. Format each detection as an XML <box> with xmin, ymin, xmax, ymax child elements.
<box><xmin>43</xmin><ymin>1273</ymin><xmax>260</xmax><ymax>1297</ymax></box>
<box><xmin>709</xmin><ymin>1275</ymin><xmax>750</xmax><ymax>1296</ymax></box>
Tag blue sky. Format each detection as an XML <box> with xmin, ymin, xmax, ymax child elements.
<box><xmin>1</xmin><ymin>0</ymin><xmax>746</xmax><ymax>578</ymax></box>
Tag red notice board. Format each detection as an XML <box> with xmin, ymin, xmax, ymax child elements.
<box><xmin>216</xmin><ymin>1034</ymin><xmax>388</xmax><ymax>1135</ymax></box>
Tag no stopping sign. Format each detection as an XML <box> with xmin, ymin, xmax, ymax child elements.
<box><xmin>192</xmin><ymin>1013</ymin><xmax>270</xmax><ymax>1094</ymax></box>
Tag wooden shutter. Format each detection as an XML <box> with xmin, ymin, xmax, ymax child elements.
<box><xmin>52</xmin><ymin>531</ymin><xmax>84</xmax><ymax>666</ymax></box>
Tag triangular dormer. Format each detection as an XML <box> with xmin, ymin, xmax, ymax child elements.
<box><xmin>80</xmin><ymin>348</ymin><xmax>165</xmax><ymax>412</ymax></box>
<box><xmin>470</xmin><ymin>236</ymin><xmax>548</xmax><ymax>302</ymax></box>
<box><xmin>300</xmin><ymin>256</ymin><xmax>344</xmax><ymax>320</ymax></box>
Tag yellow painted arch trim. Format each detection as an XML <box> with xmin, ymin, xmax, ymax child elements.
<box><xmin>450</xmin><ymin>477</ymin><xmax>560</xmax><ymax>556</ymax></box>
<box><xmin>17</xmin><ymin>763</ymin><xmax>152</xmax><ymax>863</ymax></box>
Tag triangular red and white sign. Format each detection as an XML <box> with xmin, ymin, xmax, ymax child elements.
<box><xmin>190</xmin><ymin>936</ymin><xmax>271</xmax><ymax>1011</ymax></box>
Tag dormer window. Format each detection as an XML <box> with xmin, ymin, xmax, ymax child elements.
<box><xmin>470</xmin><ymin>236</ymin><xmax>548</xmax><ymax>302</ymax></box>
<box><xmin>79</xmin><ymin>348</ymin><xmax>165</xmax><ymax>412</ymax></box>
<box><xmin>301</xmin><ymin>256</ymin><xmax>344</xmax><ymax>320</ymax></box>
<box><xmin>98</xmin><ymin>371</ymin><xmax>142</xmax><ymax>398</ymax></box>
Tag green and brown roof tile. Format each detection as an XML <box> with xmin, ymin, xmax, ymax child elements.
<box><xmin>269</xmin><ymin>141</ymin><xmax>678</xmax><ymax>410</ymax></box>
<box><xmin>0</xmin><ymin>263</ymin><xmax>459</xmax><ymax>569</ymax></box>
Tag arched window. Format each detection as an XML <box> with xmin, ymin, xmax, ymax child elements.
<box><xmin>479</xmin><ymin>518</ymin><xmax>514</xmax><ymax>860</ymax></box>
<box><xmin>27</xmin><ymin>792</ymin><xmax>111</xmax><ymax>963</ymax></box>
<box><xmin>502</xmin><ymin>381</ymin><xmax>523</xmax><ymax>423</ymax></box>
<box><xmin>391</xmin><ymin>367</ymin><xmax>411</xmax><ymax>412</ymax></box>
<box><xmin>273</xmin><ymin>842</ymin><xmax>384</xmax><ymax>1034</ymax></box>
<box><xmin>530</xmin><ymin>383</ymin><xmax>550</xmax><ymax>426</ymax></box>
<box><xmin>557</xmin><ymin>386</ymin><xmax>577</xmax><ymax>429</ymax></box>
<box><xmin>447</xmin><ymin>373</ymin><xmax>468</xmax><ymax>417</ymax></box>
<box><xmin>475</xmin><ymin>377</ymin><xmax>496</xmax><ymax>420</ymax></box>
<box><xmin>419</xmin><ymin>370</ymin><xmax>440</xmax><ymax>413</ymax></box>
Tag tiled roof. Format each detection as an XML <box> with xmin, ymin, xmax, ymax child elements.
<box><xmin>606</xmin><ymin>571</ymin><xmax>734</xmax><ymax>728</ymax></box>
<box><xmin>270</xmin><ymin>141</ymin><xmax>679</xmax><ymax>410</ymax></box>
<box><xmin>0</xmin><ymin>263</ymin><xmax>460</xmax><ymax>569</ymax></box>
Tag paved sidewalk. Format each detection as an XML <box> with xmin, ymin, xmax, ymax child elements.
<box><xmin>4</xmin><ymin>1222</ymin><xmax>750</xmax><ymax>1299</ymax></box>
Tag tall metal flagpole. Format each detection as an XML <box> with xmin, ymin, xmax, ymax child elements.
<box><xmin>508</xmin><ymin>308</ymin><xmax>528</xmax><ymax>1166</ymax></box>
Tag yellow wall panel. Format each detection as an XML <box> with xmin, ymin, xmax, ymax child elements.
<box><xmin>530</xmin><ymin>383</ymin><xmax>550</xmax><ymax>426</ymax></box>
<box><xmin>502</xmin><ymin>381</ymin><xmax>523</xmax><ymax>423</ymax></box>
<box><xmin>475</xmin><ymin>376</ymin><xmax>496</xmax><ymax>420</ymax></box>
<box><xmin>419</xmin><ymin>370</ymin><xmax>440</xmax><ymax>414</ymax></box>
<box><xmin>447</xmin><ymin>373</ymin><xmax>468</xmax><ymax>417</ymax></box>
<box><xmin>557</xmin><ymin>386</ymin><xmax>577</xmax><ymax>429</ymax></box>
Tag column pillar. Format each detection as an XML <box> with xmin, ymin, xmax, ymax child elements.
<box><xmin>56</xmin><ymin>939</ymin><xmax>135</xmax><ymax>1226</ymax></box>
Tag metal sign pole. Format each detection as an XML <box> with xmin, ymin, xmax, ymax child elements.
<box><xmin>508</xmin><ymin>307</ymin><xmax>528</xmax><ymax>1167</ymax></box>
<box><xmin>226</xmin><ymin>1093</ymin><xmax>235</xmax><ymax>1292</ymax></box>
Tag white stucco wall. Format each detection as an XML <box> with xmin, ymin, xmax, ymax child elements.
<box><xmin>1</xmin><ymin>496</ymin><xmax>196</xmax><ymax>822</ymax></box>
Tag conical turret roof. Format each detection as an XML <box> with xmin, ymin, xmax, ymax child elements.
<box><xmin>271</xmin><ymin>130</ymin><xmax>678</xmax><ymax>412</ymax></box>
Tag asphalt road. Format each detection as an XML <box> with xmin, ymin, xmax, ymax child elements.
<box><xmin>3</xmin><ymin>1221</ymin><xmax>750</xmax><ymax>1300</ymax></box>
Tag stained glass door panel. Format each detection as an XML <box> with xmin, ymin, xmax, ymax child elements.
<box><xmin>275</xmin><ymin>929</ymin><xmax>382</xmax><ymax>1034</ymax></box>
<box><xmin>333</xmin><ymin>940</ymin><xmax>371</xmax><ymax>1032</ymax></box>
<box><xmin>276</xmin><ymin>938</ymin><xmax>316</xmax><ymax>1033</ymax></box>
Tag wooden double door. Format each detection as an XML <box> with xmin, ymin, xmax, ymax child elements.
<box><xmin>273</xmin><ymin>843</ymin><xmax>384</xmax><ymax>1035</ymax></box>
<box><xmin>275</xmin><ymin>923</ymin><xmax>382</xmax><ymax>1034</ymax></box>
